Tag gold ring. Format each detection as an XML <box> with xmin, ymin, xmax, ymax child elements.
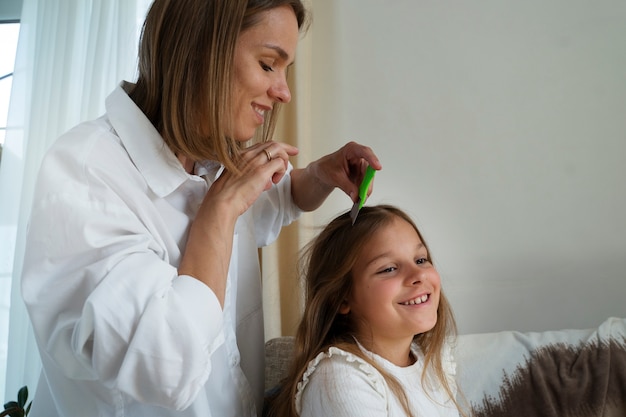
<box><xmin>264</xmin><ymin>149</ymin><xmax>272</xmax><ymax>162</ymax></box>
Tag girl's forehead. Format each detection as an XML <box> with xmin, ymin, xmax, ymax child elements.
<box><xmin>356</xmin><ymin>219</ymin><xmax>424</xmax><ymax>261</ymax></box>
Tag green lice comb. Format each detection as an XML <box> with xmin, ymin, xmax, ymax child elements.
<box><xmin>349</xmin><ymin>165</ymin><xmax>376</xmax><ymax>225</ymax></box>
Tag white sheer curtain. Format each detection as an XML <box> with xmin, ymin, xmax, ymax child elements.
<box><xmin>0</xmin><ymin>0</ymin><xmax>152</xmax><ymax>403</ymax></box>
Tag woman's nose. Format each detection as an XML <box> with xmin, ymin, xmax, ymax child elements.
<box><xmin>269</xmin><ymin>75</ymin><xmax>291</xmax><ymax>103</ymax></box>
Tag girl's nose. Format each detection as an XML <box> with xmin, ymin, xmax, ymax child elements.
<box><xmin>411</xmin><ymin>276</ymin><xmax>423</xmax><ymax>286</ymax></box>
<box><xmin>409</xmin><ymin>266</ymin><xmax>424</xmax><ymax>286</ymax></box>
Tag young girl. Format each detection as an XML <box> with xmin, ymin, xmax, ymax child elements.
<box><xmin>268</xmin><ymin>205</ymin><xmax>469</xmax><ymax>417</ymax></box>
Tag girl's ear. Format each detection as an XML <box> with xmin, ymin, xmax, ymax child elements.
<box><xmin>339</xmin><ymin>300</ymin><xmax>350</xmax><ymax>315</ymax></box>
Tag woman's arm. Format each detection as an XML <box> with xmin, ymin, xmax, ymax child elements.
<box><xmin>179</xmin><ymin>142</ymin><xmax>299</xmax><ymax>305</ymax></box>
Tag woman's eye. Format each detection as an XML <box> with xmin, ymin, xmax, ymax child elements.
<box><xmin>260</xmin><ymin>61</ymin><xmax>274</xmax><ymax>72</ymax></box>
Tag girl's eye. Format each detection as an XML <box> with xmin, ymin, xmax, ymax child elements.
<box><xmin>416</xmin><ymin>258</ymin><xmax>429</xmax><ymax>265</ymax></box>
<box><xmin>260</xmin><ymin>61</ymin><xmax>274</xmax><ymax>72</ymax></box>
<box><xmin>377</xmin><ymin>266</ymin><xmax>396</xmax><ymax>274</ymax></box>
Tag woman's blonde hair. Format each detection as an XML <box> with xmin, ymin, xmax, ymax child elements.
<box><xmin>129</xmin><ymin>0</ymin><xmax>309</xmax><ymax>173</ymax></box>
<box><xmin>268</xmin><ymin>205</ymin><xmax>469</xmax><ymax>417</ymax></box>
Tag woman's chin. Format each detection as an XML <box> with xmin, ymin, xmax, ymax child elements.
<box><xmin>232</xmin><ymin>132</ymin><xmax>256</xmax><ymax>143</ymax></box>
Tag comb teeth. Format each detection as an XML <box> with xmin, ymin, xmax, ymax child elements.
<box><xmin>350</xmin><ymin>198</ymin><xmax>361</xmax><ymax>225</ymax></box>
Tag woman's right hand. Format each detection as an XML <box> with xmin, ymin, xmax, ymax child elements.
<box><xmin>205</xmin><ymin>141</ymin><xmax>300</xmax><ymax>217</ymax></box>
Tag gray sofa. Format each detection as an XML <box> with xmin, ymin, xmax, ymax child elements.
<box><xmin>264</xmin><ymin>317</ymin><xmax>626</xmax><ymax>417</ymax></box>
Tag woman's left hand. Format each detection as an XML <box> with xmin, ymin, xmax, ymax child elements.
<box><xmin>290</xmin><ymin>141</ymin><xmax>382</xmax><ymax>212</ymax></box>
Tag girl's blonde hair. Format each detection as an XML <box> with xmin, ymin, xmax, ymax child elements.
<box><xmin>129</xmin><ymin>0</ymin><xmax>309</xmax><ymax>174</ymax></box>
<box><xmin>268</xmin><ymin>205</ymin><xmax>469</xmax><ymax>417</ymax></box>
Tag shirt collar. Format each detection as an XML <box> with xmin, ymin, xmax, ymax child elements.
<box><xmin>105</xmin><ymin>81</ymin><xmax>197</xmax><ymax>197</ymax></box>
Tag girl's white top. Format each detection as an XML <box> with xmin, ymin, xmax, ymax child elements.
<box><xmin>296</xmin><ymin>342</ymin><xmax>460</xmax><ymax>417</ymax></box>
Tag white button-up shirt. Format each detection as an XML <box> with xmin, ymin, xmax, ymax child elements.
<box><xmin>21</xmin><ymin>82</ymin><xmax>301</xmax><ymax>417</ymax></box>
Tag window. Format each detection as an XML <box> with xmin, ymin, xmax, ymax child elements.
<box><xmin>0</xmin><ymin>22</ymin><xmax>20</xmax><ymax>164</ymax></box>
<box><xmin>0</xmin><ymin>15</ymin><xmax>20</xmax><ymax>406</ymax></box>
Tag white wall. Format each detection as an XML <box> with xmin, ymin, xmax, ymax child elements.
<box><xmin>306</xmin><ymin>0</ymin><xmax>626</xmax><ymax>334</ymax></box>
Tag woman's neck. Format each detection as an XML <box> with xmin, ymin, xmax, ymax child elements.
<box><xmin>177</xmin><ymin>153</ymin><xmax>195</xmax><ymax>174</ymax></box>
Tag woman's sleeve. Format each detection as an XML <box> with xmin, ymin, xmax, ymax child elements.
<box><xmin>22</xmin><ymin>148</ymin><xmax>224</xmax><ymax>410</ymax></box>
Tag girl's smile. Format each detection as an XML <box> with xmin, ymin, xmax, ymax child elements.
<box><xmin>399</xmin><ymin>293</ymin><xmax>431</xmax><ymax>306</ymax></box>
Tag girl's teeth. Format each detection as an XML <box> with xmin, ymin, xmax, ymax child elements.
<box><xmin>402</xmin><ymin>294</ymin><xmax>429</xmax><ymax>305</ymax></box>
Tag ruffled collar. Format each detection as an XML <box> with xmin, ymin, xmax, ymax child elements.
<box><xmin>294</xmin><ymin>340</ymin><xmax>457</xmax><ymax>413</ymax></box>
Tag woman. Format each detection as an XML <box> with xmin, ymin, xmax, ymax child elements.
<box><xmin>267</xmin><ymin>205</ymin><xmax>468</xmax><ymax>417</ymax></box>
<box><xmin>20</xmin><ymin>1</ymin><xmax>381</xmax><ymax>416</ymax></box>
